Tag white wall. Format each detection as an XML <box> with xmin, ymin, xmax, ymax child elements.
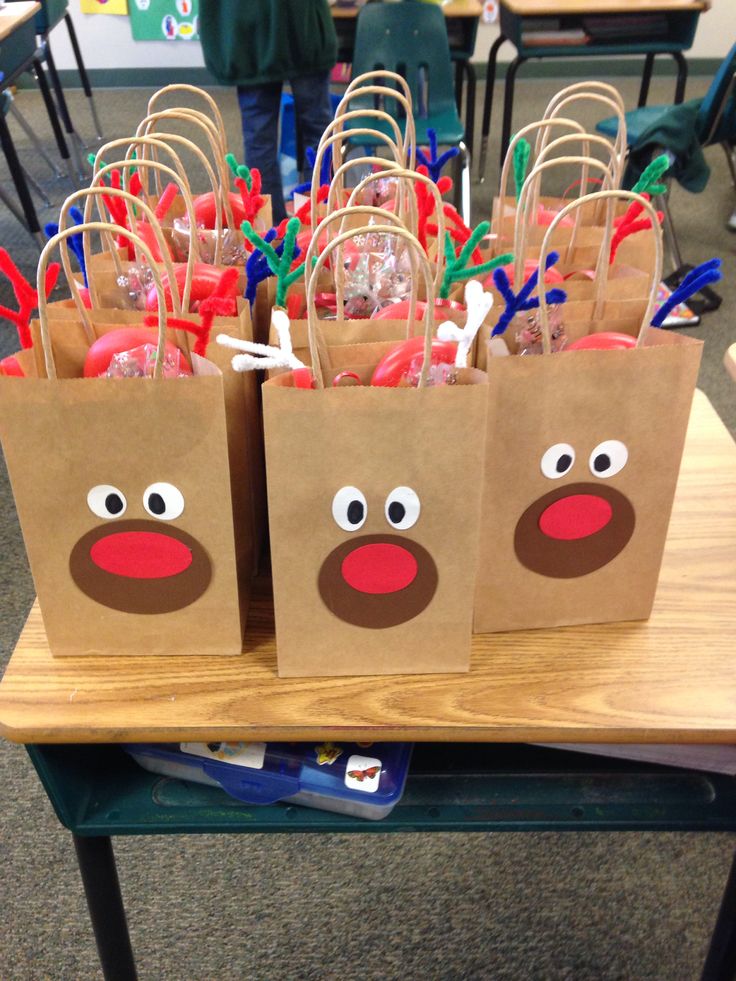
<box><xmin>52</xmin><ymin>0</ymin><xmax>733</xmax><ymax>74</ymax></box>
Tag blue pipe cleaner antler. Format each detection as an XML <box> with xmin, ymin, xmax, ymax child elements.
<box><xmin>244</xmin><ymin>228</ymin><xmax>302</xmax><ymax>309</ymax></box>
<box><xmin>651</xmin><ymin>258</ymin><xmax>722</xmax><ymax>327</ymax></box>
<box><xmin>291</xmin><ymin>144</ymin><xmax>333</xmax><ymax>198</ymax></box>
<box><xmin>491</xmin><ymin>251</ymin><xmax>567</xmax><ymax>337</ymax></box>
<box><xmin>45</xmin><ymin>206</ymin><xmax>87</xmax><ymax>287</ymax></box>
<box><xmin>416</xmin><ymin>128</ymin><xmax>460</xmax><ymax>183</ymax></box>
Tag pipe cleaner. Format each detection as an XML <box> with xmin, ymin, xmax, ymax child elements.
<box><xmin>513</xmin><ymin>139</ymin><xmax>531</xmax><ymax>200</ymax></box>
<box><xmin>490</xmin><ymin>251</ymin><xmax>567</xmax><ymax>337</ymax></box>
<box><xmin>609</xmin><ymin>194</ymin><xmax>663</xmax><ymax>264</ymax></box>
<box><xmin>416</xmin><ymin>128</ymin><xmax>459</xmax><ymax>183</ymax></box>
<box><xmin>226</xmin><ymin>153</ymin><xmax>265</xmax><ymax>226</ymax></box>
<box><xmin>0</xmin><ymin>248</ymin><xmax>60</xmax><ymax>350</ymax></box>
<box><xmin>217</xmin><ymin>308</ymin><xmax>305</xmax><ymax>373</ymax></box>
<box><xmin>291</xmin><ymin>145</ymin><xmax>333</xmax><ymax>198</ymax></box>
<box><xmin>650</xmin><ymin>258</ymin><xmax>722</xmax><ymax>328</ymax></box>
<box><xmin>242</xmin><ymin>218</ymin><xmax>305</xmax><ymax>309</ymax></box>
<box><xmin>631</xmin><ymin>153</ymin><xmax>669</xmax><ymax>197</ymax></box>
<box><xmin>45</xmin><ymin>206</ymin><xmax>87</xmax><ymax>287</ymax></box>
<box><xmin>294</xmin><ymin>184</ymin><xmax>330</xmax><ymax>228</ymax></box>
<box><xmin>414</xmin><ymin>172</ymin><xmax>452</xmax><ymax>252</ymax></box>
<box><xmin>144</xmin><ymin>267</ymin><xmax>240</xmax><ymax>356</ymax></box>
<box><xmin>426</xmin><ymin>203</ymin><xmax>483</xmax><ymax>264</ymax></box>
<box><xmin>436</xmin><ymin>280</ymin><xmax>495</xmax><ymax>367</ymax></box>
<box><xmin>440</xmin><ymin>221</ymin><xmax>513</xmax><ymax>299</ymax></box>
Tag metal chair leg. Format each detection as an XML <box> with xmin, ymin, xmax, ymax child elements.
<box><xmin>21</xmin><ymin>164</ymin><xmax>52</xmax><ymax>208</ymax></box>
<box><xmin>722</xmin><ymin>141</ymin><xmax>736</xmax><ymax>189</ymax></box>
<box><xmin>8</xmin><ymin>100</ymin><xmax>63</xmax><ymax>178</ymax></box>
<box><xmin>500</xmin><ymin>55</ymin><xmax>525</xmax><ymax>172</ymax></box>
<box><xmin>64</xmin><ymin>11</ymin><xmax>103</xmax><ymax>140</ymax></box>
<box><xmin>458</xmin><ymin>140</ymin><xmax>472</xmax><ymax>225</ymax></box>
<box><xmin>42</xmin><ymin>39</ymin><xmax>86</xmax><ymax>178</ymax></box>
<box><xmin>638</xmin><ymin>53</ymin><xmax>655</xmax><ymax>108</ymax></box>
<box><xmin>0</xmin><ymin>109</ymin><xmax>44</xmax><ymax>246</ymax></box>
<box><xmin>479</xmin><ymin>33</ymin><xmax>507</xmax><ymax>182</ymax></box>
<box><xmin>463</xmin><ymin>61</ymin><xmax>476</xmax><ymax>163</ymax></box>
<box><xmin>673</xmin><ymin>50</ymin><xmax>688</xmax><ymax>105</ymax></box>
<box><xmin>32</xmin><ymin>59</ymin><xmax>76</xmax><ymax>186</ymax></box>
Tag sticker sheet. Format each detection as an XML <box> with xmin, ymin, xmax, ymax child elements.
<box><xmin>129</xmin><ymin>0</ymin><xmax>199</xmax><ymax>40</ymax></box>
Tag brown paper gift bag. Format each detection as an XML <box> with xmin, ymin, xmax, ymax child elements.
<box><xmin>474</xmin><ymin>191</ymin><xmax>703</xmax><ymax>634</ymax></box>
<box><xmin>252</xmin><ymin>225</ymin><xmax>489</xmax><ymax>678</ymax></box>
<box><xmin>0</xmin><ymin>223</ymin><xmax>243</xmax><ymax>656</ymax></box>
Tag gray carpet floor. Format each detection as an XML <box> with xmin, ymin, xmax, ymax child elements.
<box><xmin>1</xmin><ymin>77</ymin><xmax>735</xmax><ymax>981</ymax></box>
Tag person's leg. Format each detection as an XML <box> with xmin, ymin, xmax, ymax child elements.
<box><xmin>237</xmin><ymin>82</ymin><xmax>286</xmax><ymax>223</ymax></box>
<box><xmin>289</xmin><ymin>71</ymin><xmax>333</xmax><ymax>183</ymax></box>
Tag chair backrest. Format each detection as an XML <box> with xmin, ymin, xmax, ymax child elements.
<box><xmin>695</xmin><ymin>42</ymin><xmax>736</xmax><ymax>146</ymax></box>
<box><xmin>351</xmin><ymin>2</ymin><xmax>456</xmax><ymax>119</ymax></box>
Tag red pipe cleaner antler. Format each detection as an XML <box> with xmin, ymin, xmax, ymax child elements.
<box><xmin>415</xmin><ymin>166</ymin><xmax>453</xmax><ymax>254</ymax></box>
<box><xmin>610</xmin><ymin>193</ymin><xmax>663</xmax><ymax>264</ymax></box>
<box><xmin>426</xmin><ymin>204</ymin><xmax>483</xmax><ymax>265</ymax></box>
<box><xmin>145</xmin><ymin>266</ymin><xmax>240</xmax><ymax>356</ymax></box>
<box><xmin>0</xmin><ymin>248</ymin><xmax>60</xmax><ymax>349</ymax></box>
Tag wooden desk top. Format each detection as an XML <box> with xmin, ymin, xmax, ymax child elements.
<box><xmin>501</xmin><ymin>0</ymin><xmax>707</xmax><ymax>15</ymax></box>
<box><xmin>332</xmin><ymin>1</ymin><xmax>482</xmax><ymax>19</ymax></box>
<box><xmin>0</xmin><ymin>390</ymin><xmax>734</xmax><ymax>747</ymax></box>
<box><xmin>0</xmin><ymin>1</ymin><xmax>40</xmax><ymax>42</ymax></box>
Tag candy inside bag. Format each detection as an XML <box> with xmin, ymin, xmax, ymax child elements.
<box><xmin>116</xmin><ymin>263</ymin><xmax>156</xmax><ymax>310</ymax></box>
<box><xmin>352</xmin><ymin>176</ymin><xmax>400</xmax><ymax>210</ymax></box>
<box><xmin>170</xmin><ymin>217</ymin><xmax>249</xmax><ymax>266</ymax></box>
<box><xmin>514</xmin><ymin>305</ymin><xmax>567</xmax><ymax>355</ymax></box>
<box><xmin>342</xmin><ymin>230</ymin><xmax>413</xmax><ymax>319</ymax></box>
<box><xmin>105</xmin><ymin>343</ymin><xmax>188</xmax><ymax>379</ymax></box>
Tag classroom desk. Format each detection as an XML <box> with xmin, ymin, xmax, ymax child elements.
<box><xmin>478</xmin><ymin>0</ymin><xmax>710</xmax><ymax>179</ymax></box>
<box><xmin>1</xmin><ymin>389</ymin><xmax>736</xmax><ymax>980</ymax></box>
<box><xmin>332</xmin><ymin>1</ymin><xmax>482</xmax><ymax>155</ymax></box>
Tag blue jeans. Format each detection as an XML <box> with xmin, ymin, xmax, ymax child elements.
<box><xmin>237</xmin><ymin>72</ymin><xmax>333</xmax><ymax>223</ymax></box>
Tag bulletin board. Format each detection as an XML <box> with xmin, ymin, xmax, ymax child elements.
<box><xmin>128</xmin><ymin>0</ymin><xmax>199</xmax><ymax>41</ymax></box>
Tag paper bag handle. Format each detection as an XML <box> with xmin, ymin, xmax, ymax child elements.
<box><xmin>531</xmin><ymin>132</ymin><xmax>620</xmax><ymax>224</ymax></box>
<box><xmin>335</xmin><ymin>76</ymin><xmax>416</xmax><ymax>168</ymax></box>
<box><xmin>539</xmin><ymin>81</ymin><xmax>625</xmax><ymax>137</ymax></box>
<box><xmin>327</xmin><ymin>158</ymin><xmax>413</xmax><ymax>231</ymax></box>
<box><xmin>540</xmin><ymin>92</ymin><xmax>627</xmax><ymax>187</ymax></box>
<box><xmin>344</xmin><ymin>168</ymin><xmax>448</xmax><ymax>292</ymax></box>
<box><xmin>305</xmin><ymin>204</ymin><xmax>418</xmax><ymax>325</ymax></box>
<box><xmin>146</xmin><ymin>83</ymin><xmax>228</xmax><ymax>154</ymax></box>
<box><xmin>514</xmin><ymin>155</ymin><xmax>615</xmax><ymax>282</ymax></box>
<box><xmin>38</xmin><ymin>222</ymin><xmax>169</xmax><ymax>381</ymax></box>
<box><xmin>136</xmin><ymin>108</ymin><xmax>236</xmax><ymax>230</ymax></box>
<box><xmin>308</xmin><ymin>223</ymin><xmax>434</xmax><ymax>389</ymax></box>
<box><xmin>537</xmin><ymin>190</ymin><xmax>663</xmax><ymax>354</ymax></box>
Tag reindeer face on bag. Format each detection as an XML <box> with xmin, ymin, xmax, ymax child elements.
<box><xmin>318</xmin><ymin>485</ymin><xmax>438</xmax><ymax>628</ymax></box>
<box><xmin>69</xmin><ymin>481</ymin><xmax>212</xmax><ymax>613</ymax></box>
<box><xmin>514</xmin><ymin>437</ymin><xmax>636</xmax><ymax>578</ymax></box>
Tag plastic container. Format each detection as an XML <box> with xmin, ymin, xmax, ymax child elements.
<box><xmin>125</xmin><ymin>740</ymin><xmax>412</xmax><ymax>820</ymax></box>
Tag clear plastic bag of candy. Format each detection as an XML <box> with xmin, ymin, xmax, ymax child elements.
<box><xmin>342</xmin><ymin>230</ymin><xmax>413</xmax><ymax>319</ymax></box>
<box><xmin>515</xmin><ymin>306</ymin><xmax>567</xmax><ymax>355</ymax></box>
<box><xmin>105</xmin><ymin>343</ymin><xmax>188</xmax><ymax>379</ymax></box>
<box><xmin>115</xmin><ymin>263</ymin><xmax>156</xmax><ymax>310</ymax></box>
<box><xmin>170</xmin><ymin>218</ymin><xmax>249</xmax><ymax>266</ymax></box>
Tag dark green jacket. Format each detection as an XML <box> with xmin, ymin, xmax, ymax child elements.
<box><xmin>199</xmin><ymin>0</ymin><xmax>337</xmax><ymax>87</ymax></box>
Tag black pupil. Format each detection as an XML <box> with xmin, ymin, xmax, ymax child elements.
<box><xmin>556</xmin><ymin>454</ymin><xmax>572</xmax><ymax>474</ymax></box>
<box><xmin>105</xmin><ymin>493</ymin><xmax>124</xmax><ymax>515</ymax></box>
<box><xmin>148</xmin><ymin>492</ymin><xmax>166</xmax><ymax>516</ymax></box>
<box><xmin>594</xmin><ymin>453</ymin><xmax>611</xmax><ymax>473</ymax></box>
<box><xmin>388</xmin><ymin>501</ymin><xmax>406</xmax><ymax>525</ymax></box>
<box><xmin>347</xmin><ymin>500</ymin><xmax>364</xmax><ymax>525</ymax></box>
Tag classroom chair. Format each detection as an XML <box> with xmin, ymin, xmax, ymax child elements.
<box><xmin>347</xmin><ymin>1</ymin><xmax>471</xmax><ymax>221</ymax></box>
<box><xmin>596</xmin><ymin>43</ymin><xmax>736</xmax><ymax>313</ymax></box>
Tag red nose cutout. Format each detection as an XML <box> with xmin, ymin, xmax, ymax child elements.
<box><xmin>90</xmin><ymin>532</ymin><xmax>193</xmax><ymax>579</ymax></box>
<box><xmin>539</xmin><ymin>494</ymin><xmax>613</xmax><ymax>541</ymax></box>
<box><xmin>341</xmin><ymin>543</ymin><xmax>418</xmax><ymax>594</ymax></box>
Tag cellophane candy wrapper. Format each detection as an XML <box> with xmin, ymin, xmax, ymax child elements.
<box><xmin>171</xmin><ymin>218</ymin><xmax>248</xmax><ymax>266</ymax></box>
<box><xmin>105</xmin><ymin>343</ymin><xmax>188</xmax><ymax>379</ymax></box>
<box><xmin>116</xmin><ymin>263</ymin><xmax>156</xmax><ymax>310</ymax></box>
<box><xmin>515</xmin><ymin>306</ymin><xmax>567</xmax><ymax>355</ymax></box>
<box><xmin>399</xmin><ymin>359</ymin><xmax>458</xmax><ymax>389</ymax></box>
<box><xmin>353</xmin><ymin>176</ymin><xmax>399</xmax><ymax>209</ymax></box>
<box><xmin>343</xmin><ymin>230</ymin><xmax>413</xmax><ymax>319</ymax></box>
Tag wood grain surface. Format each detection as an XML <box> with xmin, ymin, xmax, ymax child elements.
<box><xmin>0</xmin><ymin>2</ymin><xmax>40</xmax><ymax>42</ymax></box>
<box><xmin>502</xmin><ymin>0</ymin><xmax>707</xmax><ymax>15</ymax></box>
<box><xmin>331</xmin><ymin>1</ymin><xmax>482</xmax><ymax>19</ymax></box>
<box><xmin>0</xmin><ymin>390</ymin><xmax>734</xmax><ymax>746</ymax></box>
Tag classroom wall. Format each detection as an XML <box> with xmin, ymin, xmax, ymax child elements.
<box><xmin>50</xmin><ymin>0</ymin><xmax>733</xmax><ymax>75</ymax></box>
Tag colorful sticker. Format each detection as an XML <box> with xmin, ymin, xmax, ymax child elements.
<box><xmin>181</xmin><ymin>742</ymin><xmax>266</xmax><ymax>769</ymax></box>
<box><xmin>345</xmin><ymin>755</ymin><xmax>382</xmax><ymax>794</ymax></box>
<box><xmin>80</xmin><ymin>0</ymin><xmax>129</xmax><ymax>14</ymax></box>
<box><xmin>315</xmin><ymin>742</ymin><xmax>343</xmax><ymax>766</ymax></box>
<box><xmin>129</xmin><ymin>0</ymin><xmax>199</xmax><ymax>41</ymax></box>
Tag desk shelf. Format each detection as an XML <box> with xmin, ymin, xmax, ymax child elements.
<box><xmin>26</xmin><ymin>743</ymin><xmax>736</xmax><ymax>836</ymax></box>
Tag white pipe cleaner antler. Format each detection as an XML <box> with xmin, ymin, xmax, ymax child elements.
<box><xmin>436</xmin><ymin>280</ymin><xmax>494</xmax><ymax>368</ymax></box>
<box><xmin>216</xmin><ymin>309</ymin><xmax>306</xmax><ymax>373</ymax></box>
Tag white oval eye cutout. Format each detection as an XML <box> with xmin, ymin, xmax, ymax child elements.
<box><xmin>385</xmin><ymin>486</ymin><xmax>421</xmax><ymax>530</ymax></box>
<box><xmin>589</xmin><ymin>440</ymin><xmax>628</xmax><ymax>478</ymax></box>
<box><xmin>540</xmin><ymin>444</ymin><xmax>575</xmax><ymax>479</ymax></box>
<box><xmin>143</xmin><ymin>483</ymin><xmax>185</xmax><ymax>520</ymax></box>
<box><xmin>332</xmin><ymin>486</ymin><xmax>367</xmax><ymax>532</ymax></box>
<box><xmin>87</xmin><ymin>485</ymin><xmax>127</xmax><ymax>520</ymax></box>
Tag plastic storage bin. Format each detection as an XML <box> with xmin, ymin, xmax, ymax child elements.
<box><xmin>125</xmin><ymin>740</ymin><xmax>413</xmax><ymax>820</ymax></box>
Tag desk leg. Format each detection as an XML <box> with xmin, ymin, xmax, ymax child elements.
<box><xmin>500</xmin><ymin>56</ymin><xmax>525</xmax><ymax>172</ymax></box>
<box><xmin>463</xmin><ymin>61</ymin><xmax>476</xmax><ymax>161</ymax></box>
<box><xmin>673</xmin><ymin>51</ymin><xmax>688</xmax><ymax>105</ymax></box>
<box><xmin>700</xmin><ymin>847</ymin><xmax>736</xmax><ymax>981</ymax></box>
<box><xmin>64</xmin><ymin>12</ymin><xmax>103</xmax><ymax>141</ymax></box>
<box><xmin>42</xmin><ymin>42</ymin><xmax>85</xmax><ymax>178</ymax></box>
<box><xmin>455</xmin><ymin>60</ymin><xmax>464</xmax><ymax>116</ymax></box>
<box><xmin>33</xmin><ymin>59</ymin><xmax>75</xmax><ymax>184</ymax></box>
<box><xmin>479</xmin><ymin>33</ymin><xmax>507</xmax><ymax>182</ymax></box>
<box><xmin>73</xmin><ymin>834</ymin><xmax>138</xmax><ymax>981</ymax></box>
<box><xmin>0</xmin><ymin>108</ymin><xmax>42</xmax><ymax>244</ymax></box>
<box><xmin>638</xmin><ymin>53</ymin><xmax>655</xmax><ymax>108</ymax></box>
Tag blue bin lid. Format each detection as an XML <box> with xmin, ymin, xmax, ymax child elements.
<box><xmin>127</xmin><ymin>740</ymin><xmax>413</xmax><ymax>807</ymax></box>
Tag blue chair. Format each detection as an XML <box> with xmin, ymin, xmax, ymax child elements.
<box><xmin>596</xmin><ymin>44</ymin><xmax>736</xmax><ymax>311</ymax></box>
<box><xmin>347</xmin><ymin>1</ymin><xmax>471</xmax><ymax>221</ymax></box>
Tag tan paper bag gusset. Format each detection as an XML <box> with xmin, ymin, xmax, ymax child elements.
<box><xmin>473</xmin><ymin>191</ymin><xmax>703</xmax><ymax>634</ymax></box>
<box><xmin>258</xmin><ymin>225</ymin><xmax>489</xmax><ymax>678</ymax></box>
<box><xmin>0</xmin><ymin>223</ymin><xmax>243</xmax><ymax>656</ymax></box>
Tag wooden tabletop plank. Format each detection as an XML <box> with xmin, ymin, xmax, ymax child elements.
<box><xmin>501</xmin><ymin>0</ymin><xmax>707</xmax><ymax>14</ymax></box>
<box><xmin>331</xmin><ymin>1</ymin><xmax>482</xmax><ymax>19</ymax></box>
<box><xmin>0</xmin><ymin>1</ymin><xmax>40</xmax><ymax>42</ymax></box>
<box><xmin>1</xmin><ymin>390</ymin><xmax>734</xmax><ymax>746</ymax></box>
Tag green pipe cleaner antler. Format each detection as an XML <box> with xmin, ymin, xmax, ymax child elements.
<box><xmin>631</xmin><ymin>153</ymin><xmax>670</xmax><ymax>196</ymax></box>
<box><xmin>440</xmin><ymin>221</ymin><xmax>513</xmax><ymax>299</ymax></box>
<box><xmin>513</xmin><ymin>139</ymin><xmax>531</xmax><ymax>201</ymax></box>
<box><xmin>226</xmin><ymin>152</ymin><xmax>253</xmax><ymax>192</ymax></box>
<box><xmin>242</xmin><ymin>217</ymin><xmax>305</xmax><ymax>308</ymax></box>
